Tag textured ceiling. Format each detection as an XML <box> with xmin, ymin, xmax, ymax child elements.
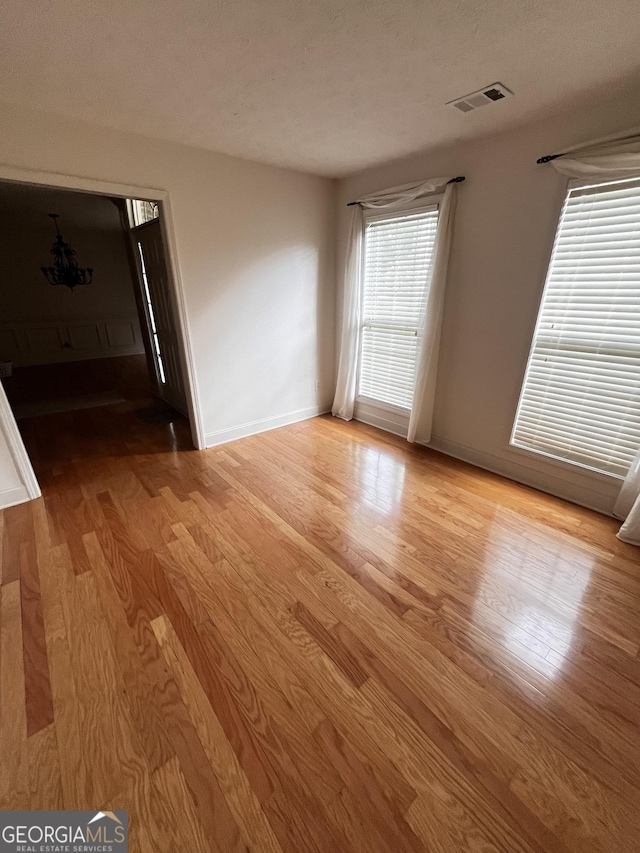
<box><xmin>1</xmin><ymin>0</ymin><xmax>640</xmax><ymax>177</ymax></box>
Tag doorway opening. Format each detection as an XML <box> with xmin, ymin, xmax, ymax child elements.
<box><xmin>0</xmin><ymin>175</ymin><xmax>201</xmax><ymax>498</ymax></box>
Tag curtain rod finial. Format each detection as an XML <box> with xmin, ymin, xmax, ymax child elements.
<box><xmin>537</xmin><ymin>154</ymin><xmax>562</xmax><ymax>164</ymax></box>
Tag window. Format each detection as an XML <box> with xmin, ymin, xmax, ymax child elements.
<box><xmin>511</xmin><ymin>177</ymin><xmax>640</xmax><ymax>477</ymax></box>
<box><xmin>137</xmin><ymin>242</ymin><xmax>166</xmax><ymax>385</ymax></box>
<box><xmin>127</xmin><ymin>199</ymin><xmax>159</xmax><ymax>228</ymax></box>
<box><xmin>358</xmin><ymin>205</ymin><xmax>439</xmax><ymax>410</ymax></box>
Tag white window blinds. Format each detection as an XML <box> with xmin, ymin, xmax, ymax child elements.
<box><xmin>512</xmin><ymin>177</ymin><xmax>640</xmax><ymax>476</ymax></box>
<box><xmin>358</xmin><ymin>207</ymin><xmax>439</xmax><ymax>409</ymax></box>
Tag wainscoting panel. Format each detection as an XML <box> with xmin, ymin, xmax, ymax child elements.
<box><xmin>0</xmin><ymin>328</ymin><xmax>19</xmax><ymax>357</ymax></box>
<box><xmin>24</xmin><ymin>325</ymin><xmax>63</xmax><ymax>354</ymax></box>
<box><xmin>0</xmin><ymin>316</ymin><xmax>145</xmax><ymax>366</ymax></box>
<box><xmin>105</xmin><ymin>320</ymin><xmax>136</xmax><ymax>348</ymax></box>
<box><xmin>68</xmin><ymin>323</ymin><xmax>102</xmax><ymax>351</ymax></box>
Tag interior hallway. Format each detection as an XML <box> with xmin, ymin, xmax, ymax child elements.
<box><xmin>1</xmin><ymin>411</ymin><xmax>640</xmax><ymax>852</ymax></box>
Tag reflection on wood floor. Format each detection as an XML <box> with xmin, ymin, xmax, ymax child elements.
<box><xmin>2</xmin><ymin>407</ymin><xmax>640</xmax><ymax>852</ymax></box>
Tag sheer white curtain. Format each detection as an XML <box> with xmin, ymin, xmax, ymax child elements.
<box><xmin>548</xmin><ymin>130</ymin><xmax>640</xmax><ymax>544</ymax></box>
<box><xmin>408</xmin><ymin>183</ymin><xmax>456</xmax><ymax>442</ymax></box>
<box><xmin>331</xmin><ymin>204</ymin><xmax>365</xmax><ymax>421</ymax></box>
<box><xmin>615</xmin><ymin>452</ymin><xmax>640</xmax><ymax>545</ymax></box>
<box><xmin>332</xmin><ymin>176</ymin><xmax>457</xmax><ymax>442</ymax></box>
<box><xmin>551</xmin><ymin>129</ymin><xmax>640</xmax><ymax>182</ymax></box>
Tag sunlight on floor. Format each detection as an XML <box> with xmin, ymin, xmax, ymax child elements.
<box><xmin>475</xmin><ymin>515</ymin><xmax>594</xmax><ymax>680</ymax></box>
<box><xmin>356</xmin><ymin>445</ymin><xmax>407</xmax><ymax>514</ymax></box>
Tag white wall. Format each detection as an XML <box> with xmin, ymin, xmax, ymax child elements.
<box><xmin>339</xmin><ymin>82</ymin><xmax>640</xmax><ymax>514</ymax></box>
<box><xmin>0</xmin><ymin>100</ymin><xmax>336</xmax><ymax>457</ymax></box>
<box><xmin>0</xmin><ymin>186</ymin><xmax>144</xmax><ymax>365</ymax></box>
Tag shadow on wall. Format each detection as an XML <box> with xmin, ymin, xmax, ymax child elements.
<box><xmin>193</xmin><ymin>240</ymin><xmax>335</xmax><ymax>431</ymax></box>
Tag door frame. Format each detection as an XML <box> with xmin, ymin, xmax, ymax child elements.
<box><xmin>0</xmin><ymin>382</ymin><xmax>41</xmax><ymax>507</ymax></box>
<box><xmin>0</xmin><ymin>163</ymin><xmax>206</xmax><ymax>450</ymax></box>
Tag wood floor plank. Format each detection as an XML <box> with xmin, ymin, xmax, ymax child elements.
<box><xmin>292</xmin><ymin>602</ymin><xmax>368</xmax><ymax>688</ymax></box>
<box><xmin>404</xmin><ymin>601</ymin><xmax>640</xmax><ymax>785</ymax></box>
<box><xmin>1</xmin><ymin>502</ymin><xmax>32</xmax><ymax>585</ymax></box>
<box><xmin>297</xmin><ymin>560</ymin><xmax>640</xmax><ymax>848</ymax></box>
<box><xmin>223</xmin><ymin>545</ymin><xmax>535</xmax><ymax>850</ymax></box>
<box><xmin>152</xmin><ymin>613</ymin><xmax>284</xmax><ymax>853</ymax></box>
<box><xmin>406</xmin><ymin>791</ymin><xmax>509</xmax><ymax>853</ymax></box>
<box><xmin>74</xmin><ymin>569</ymin><xmax>150</xmax><ymax>805</ymax></box>
<box><xmin>187</xmin><ymin>488</ymin><xmax>341</xmax><ymax>632</ymax></box>
<box><xmin>144</xmin><ymin>546</ymin><xmax>281</xmax><ymax>807</ymax></box>
<box><xmin>33</xmin><ymin>516</ymin><xmax>87</xmax><ymax>808</ymax></box>
<box><xmin>164</xmin><ymin>528</ymin><xmax>344</xmax><ymax>805</ymax></box>
<box><xmin>54</xmin><ymin>485</ymin><xmax>94</xmax><ymax>576</ymax></box>
<box><xmin>92</xmin><ymin>531</ymin><xmax>245</xmax><ymax>849</ymax></box>
<box><xmin>194</xmin><ymin>521</ymin><xmax>420</xmax><ymax>816</ymax></box>
<box><xmin>51</xmin><ymin>543</ymin><xmax>117</xmax><ymax>807</ymax></box>
<box><xmin>20</xmin><ymin>530</ymin><xmax>54</xmax><ymax>736</ymax></box>
<box><xmin>28</xmin><ymin>723</ymin><xmax>63</xmax><ymax>810</ymax></box>
<box><xmin>313</xmin><ymin>719</ymin><xmax>425</xmax><ymax>853</ymax></box>
<box><xmin>0</xmin><ymin>579</ymin><xmax>29</xmax><ymax>808</ymax></box>
<box><xmin>83</xmin><ymin>531</ymin><xmax>175</xmax><ymax>773</ymax></box>
<box><xmin>149</xmin><ymin>757</ymin><xmax>212</xmax><ymax>853</ymax></box>
<box><xmin>331</xmin><ymin>622</ymin><xmax>562</xmax><ymax>853</ymax></box>
<box><xmin>172</xmin><ymin>524</ymin><xmax>328</xmax><ymax>735</ymax></box>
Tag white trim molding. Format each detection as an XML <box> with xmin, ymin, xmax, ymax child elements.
<box><xmin>0</xmin><ymin>382</ymin><xmax>40</xmax><ymax>509</ymax></box>
<box><xmin>354</xmin><ymin>397</ymin><xmax>409</xmax><ymax>438</ymax></box>
<box><xmin>205</xmin><ymin>406</ymin><xmax>329</xmax><ymax>448</ymax></box>
<box><xmin>425</xmin><ymin>436</ymin><xmax>620</xmax><ymax>517</ymax></box>
<box><xmin>0</xmin><ymin>485</ymin><xmax>33</xmax><ymax>510</ymax></box>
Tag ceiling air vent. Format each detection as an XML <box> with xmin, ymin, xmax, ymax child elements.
<box><xmin>446</xmin><ymin>83</ymin><xmax>513</xmax><ymax>113</ymax></box>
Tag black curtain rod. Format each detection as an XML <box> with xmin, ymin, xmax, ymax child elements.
<box><xmin>537</xmin><ymin>153</ymin><xmax>564</xmax><ymax>164</ymax></box>
<box><xmin>346</xmin><ymin>175</ymin><xmax>465</xmax><ymax>206</ymax></box>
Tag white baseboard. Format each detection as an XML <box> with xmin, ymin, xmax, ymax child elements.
<box><xmin>424</xmin><ymin>436</ymin><xmax>619</xmax><ymax>517</ymax></box>
<box><xmin>204</xmin><ymin>405</ymin><xmax>330</xmax><ymax>448</ymax></box>
<box><xmin>0</xmin><ymin>485</ymin><xmax>32</xmax><ymax>510</ymax></box>
<box><xmin>0</xmin><ymin>381</ymin><xmax>41</xmax><ymax>507</ymax></box>
<box><xmin>354</xmin><ymin>399</ymin><xmax>409</xmax><ymax>438</ymax></box>
<box><xmin>204</xmin><ymin>402</ymin><xmax>620</xmax><ymax>518</ymax></box>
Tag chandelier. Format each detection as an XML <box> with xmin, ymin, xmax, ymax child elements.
<box><xmin>40</xmin><ymin>213</ymin><xmax>93</xmax><ymax>290</ymax></box>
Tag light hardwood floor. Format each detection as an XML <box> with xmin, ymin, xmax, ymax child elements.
<box><xmin>2</xmin><ymin>404</ymin><xmax>640</xmax><ymax>852</ymax></box>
